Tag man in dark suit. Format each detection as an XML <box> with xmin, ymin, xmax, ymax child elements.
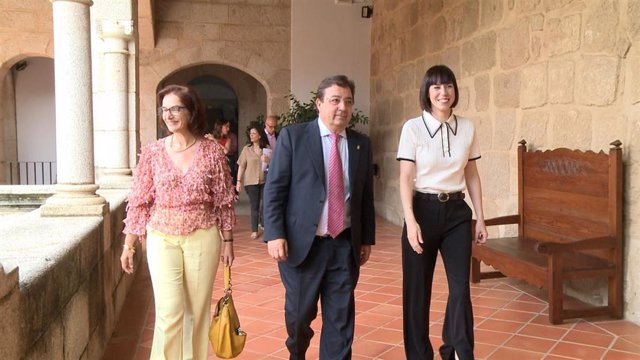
<box><xmin>263</xmin><ymin>75</ymin><xmax>376</xmax><ymax>360</ymax></box>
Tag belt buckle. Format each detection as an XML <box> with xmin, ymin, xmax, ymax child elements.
<box><xmin>437</xmin><ymin>192</ymin><xmax>449</xmax><ymax>203</ymax></box>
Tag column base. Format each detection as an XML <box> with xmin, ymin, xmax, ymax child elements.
<box><xmin>40</xmin><ymin>184</ymin><xmax>108</xmax><ymax>217</ymax></box>
<box><xmin>99</xmin><ymin>168</ymin><xmax>133</xmax><ymax>189</ymax></box>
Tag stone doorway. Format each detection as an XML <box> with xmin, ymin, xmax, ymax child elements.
<box><xmin>156</xmin><ymin>63</ymin><xmax>267</xmax><ymax>145</ymax></box>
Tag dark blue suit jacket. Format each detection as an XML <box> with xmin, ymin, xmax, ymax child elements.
<box><xmin>263</xmin><ymin>120</ymin><xmax>376</xmax><ymax>267</ymax></box>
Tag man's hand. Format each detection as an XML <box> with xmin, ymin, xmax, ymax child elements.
<box><xmin>267</xmin><ymin>238</ymin><xmax>288</xmax><ymax>261</ymax></box>
<box><xmin>360</xmin><ymin>245</ymin><xmax>371</xmax><ymax>265</ymax></box>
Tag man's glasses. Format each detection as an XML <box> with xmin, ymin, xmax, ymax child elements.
<box><xmin>157</xmin><ymin>106</ymin><xmax>186</xmax><ymax>116</ymax></box>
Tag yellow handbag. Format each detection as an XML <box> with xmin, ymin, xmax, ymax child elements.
<box><xmin>209</xmin><ymin>265</ymin><xmax>247</xmax><ymax>358</ymax></box>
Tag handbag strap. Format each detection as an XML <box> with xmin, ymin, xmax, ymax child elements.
<box><xmin>224</xmin><ymin>265</ymin><xmax>232</xmax><ymax>294</ymax></box>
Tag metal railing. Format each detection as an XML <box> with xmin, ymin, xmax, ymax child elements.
<box><xmin>1</xmin><ymin>161</ymin><xmax>57</xmax><ymax>185</ymax></box>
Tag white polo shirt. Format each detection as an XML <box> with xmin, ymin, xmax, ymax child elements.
<box><xmin>396</xmin><ymin>111</ymin><xmax>480</xmax><ymax>193</ymax></box>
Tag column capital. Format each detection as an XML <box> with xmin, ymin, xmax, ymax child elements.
<box><xmin>50</xmin><ymin>0</ymin><xmax>93</xmax><ymax>5</ymax></box>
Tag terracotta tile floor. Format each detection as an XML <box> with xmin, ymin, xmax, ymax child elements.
<box><xmin>103</xmin><ymin>214</ymin><xmax>640</xmax><ymax>360</ymax></box>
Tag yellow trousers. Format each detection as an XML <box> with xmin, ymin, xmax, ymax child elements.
<box><xmin>146</xmin><ymin>225</ymin><xmax>221</xmax><ymax>360</ymax></box>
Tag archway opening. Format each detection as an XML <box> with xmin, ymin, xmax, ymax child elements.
<box><xmin>1</xmin><ymin>56</ymin><xmax>56</xmax><ymax>185</ymax></box>
<box><xmin>156</xmin><ymin>63</ymin><xmax>267</xmax><ymax>145</ymax></box>
<box><xmin>189</xmin><ymin>75</ymin><xmax>238</xmax><ymax>136</ymax></box>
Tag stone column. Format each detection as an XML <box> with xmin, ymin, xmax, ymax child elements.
<box><xmin>96</xmin><ymin>20</ymin><xmax>133</xmax><ymax>188</ymax></box>
<box><xmin>42</xmin><ymin>0</ymin><xmax>106</xmax><ymax>216</ymax></box>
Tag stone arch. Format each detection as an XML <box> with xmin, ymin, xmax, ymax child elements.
<box><xmin>139</xmin><ymin>56</ymin><xmax>286</xmax><ymax>147</ymax></box>
<box><xmin>0</xmin><ymin>55</ymin><xmax>56</xmax><ymax>185</ymax></box>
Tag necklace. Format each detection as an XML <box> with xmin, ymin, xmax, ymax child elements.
<box><xmin>170</xmin><ymin>135</ymin><xmax>197</xmax><ymax>153</ymax></box>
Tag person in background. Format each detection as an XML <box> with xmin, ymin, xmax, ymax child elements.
<box><xmin>262</xmin><ymin>114</ymin><xmax>278</xmax><ymax>177</ymax></box>
<box><xmin>264</xmin><ymin>115</ymin><xmax>278</xmax><ymax>151</ymax></box>
<box><xmin>226</xmin><ymin>124</ymin><xmax>239</xmax><ymax>183</ymax></box>
<box><xmin>120</xmin><ymin>84</ymin><xmax>236</xmax><ymax>360</ymax></box>
<box><xmin>207</xmin><ymin>118</ymin><xmax>239</xmax><ymax>183</ymax></box>
<box><xmin>263</xmin><ymin>75</ymin><xmax>375</xmax><ymax>360</ymax></box>
<box><xmin>236</xmin><ymin>124</ymin><xmax>270</xmax><ymax>239</ymax></box>
<box><xmin>208</xmin><ymin>118</ymin><xmax>232</xmax><ymax>153</ymax></box>
<box><xmin>397</xmin><ymin>65</ymin><xmax>487</xmax><ymax>360</ymax></box>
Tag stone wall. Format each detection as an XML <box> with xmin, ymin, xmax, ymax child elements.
<box><xmin>0</xmin><ymin>192</ymin><xmax>136</xmax><ymax>360</ymax></box>
<box><xmin>138</xmin><ymin>0</ymin><xmax>291</xmax><ymax>146</ymax></box>
<box><xmin>370</xmin><ymin>0</ymin><xmax>640</xmax><ymax>323</ymax></box>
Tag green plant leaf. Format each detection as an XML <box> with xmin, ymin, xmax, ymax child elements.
<box><xmin>254</xmin><ymin>92</ymin><xmax>369</xmax><ymax>130</ymax></box>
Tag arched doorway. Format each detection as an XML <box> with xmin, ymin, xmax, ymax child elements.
<box><xmin>1</xmin><ymin>57</ymin><xmax>56</xmax><ymax>185</ymax></box>
<box><xmin>156</xmin><ymin>63</ymin><xmax>267</xmax><ymax>144</ymax></box>
<box><xmin>189</xmin><ymin>75</ymin><xmax>238</xmax><ymax>135</ymax></box>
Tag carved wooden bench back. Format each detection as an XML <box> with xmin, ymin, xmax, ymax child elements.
<box><xmin>519</xmin><ymin>143</ymin><xmax>622</xmax><ymax>263</ymax></box>
<box><xmin>472</xmin><ymin>140</ymin><xmax>623</xmax><ymax>323</ymax></box>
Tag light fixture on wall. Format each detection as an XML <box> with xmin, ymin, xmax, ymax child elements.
<box><xmin>14</xmin><ymin>60</ymin><xmax>28</xmax><ymax>71</ymax></box>
<box><xmin>361</xmin><ymin>5</ymin><xmax>373</xmax><ymax>18</ymax></box>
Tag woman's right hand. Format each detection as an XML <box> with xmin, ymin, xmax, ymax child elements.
<box><xmin>120</xmin><ymin>235</ymin><xmax>138</xmax><ymax>274</ymax></box>
<box><xmin>221</xmin><ymin>242</ymin><xmax>234</xmax><ymax>266</ymax></box>
<box><xmin>120</xmin><ymin>245</ymin><xmax>135</xmax><ymax>274</ymax></box>
<box><xmin>405</xmin><ymin>219</ymin><xmax>424</xmax><ymax>254</ymax></box>
<box><xmin>235</xmin><ymin>182</ymin><xmax>242</xmax><ymax>194</ymax></box>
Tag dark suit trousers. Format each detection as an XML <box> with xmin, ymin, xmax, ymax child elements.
<box><xmin>402</xmin><ymin>196</ymin><xmax>475</xmax><ymax>360</ymax></box>
<box><xmin>278</xmin><ymin>230</ymin><xmax>358</xmax><ymax>360</ymax></box>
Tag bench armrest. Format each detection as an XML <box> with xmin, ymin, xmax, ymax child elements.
<box><xmin>473</xmin><ymin>215</ymin><xmax>520</xmax><ymax>227</ymax></box>
<box><xmin>535</xmin><ymin>236</ymin><xmax>617</xmax><ymax>254</ymax></box>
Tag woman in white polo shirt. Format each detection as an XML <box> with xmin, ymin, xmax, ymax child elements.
<box><xmin>397</xmin><ymin>65</ymin><xmax>488</xmax><ymax>360</ymax></box>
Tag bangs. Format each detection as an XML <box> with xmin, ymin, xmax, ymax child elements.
<box><xmin>432</xmin><ymin>73</ymin><xmax>454</xmax><ymax>85</ymax></box>
<box><xmin>427</xmin><ymin>66</ymin><xmax>456</xmax><ymax>86</ymax></box>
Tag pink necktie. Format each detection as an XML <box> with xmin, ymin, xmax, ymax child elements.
<box><xmin>328</xmin><ymin>133</ymin><xmax>344</xmax><ymax>238</ymax></box>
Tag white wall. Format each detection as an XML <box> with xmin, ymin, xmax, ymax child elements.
<box><xmin>291</xmin><ymin>0</ymin><xmax>372</xmax><ymax>132</ymax></box>
<box><xmin>15</xmin><ymin>57</ymin><xmax>56</xmax><ymax>162</ymax></box>
<box><xmin>15</xmin><ymin>57</ymin><xmax>56</xmax><ymax>184</ymax></box>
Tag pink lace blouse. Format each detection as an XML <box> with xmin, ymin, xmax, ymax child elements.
<box><xmin>123</xmin><ymin>138</ymin><xmax>236</xmax><ymax>236</ymax></box>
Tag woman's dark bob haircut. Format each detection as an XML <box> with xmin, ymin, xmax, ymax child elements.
<box><xmin>246</xmin><ymin>123</ymin><xmax>269</xmax><ymax>149</ymax></box>
<box><xmin>419</xmin><ymin>65</ymin><xmax>459</xmax><ymax>112</ymax></box>
<box><xmin>157</xmin><ymin>84</ymin><xmax>207</xmax><ymax>137</ymax></box>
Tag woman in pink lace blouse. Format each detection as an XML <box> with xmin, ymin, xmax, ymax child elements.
<box><xmin>120</xmin><ymin>84</ymin><xmax>236</xmax><ymax>360</ymax></box>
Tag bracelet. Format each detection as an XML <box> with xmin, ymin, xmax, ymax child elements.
<box><xmin>123</xmin><ymin>243</ymin><xmax>136</xmax><ymax>253</ymax></box>
<box><xmin>223</xmin><ymin>238</ymin><xmax>234</xmax><ymax>242</ymax></box>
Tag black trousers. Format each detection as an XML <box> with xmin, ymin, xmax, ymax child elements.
<box><xmin>402</xmin><ymin>195</ymin><xmax>475</xmax><ymax>360</ymax></box>
<box><xmin>244</xmin><ymin>183</ymin><xmax>264</xmax><ymax>232</ymax></box>
<box><xmin>278</xmin><ymin>230</ymin><xmax>358</xmax><ymax>360</ymax></box>
<box><xmin>227</xmin><ymin>154</ymin><xmax>238</xmax><ymax>183</ymax></box>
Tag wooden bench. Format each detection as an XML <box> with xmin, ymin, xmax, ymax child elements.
<box><xmin>471</xmin><ymin>140</ymin><xmax>624</xmax><ymax>324</ymax></box>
